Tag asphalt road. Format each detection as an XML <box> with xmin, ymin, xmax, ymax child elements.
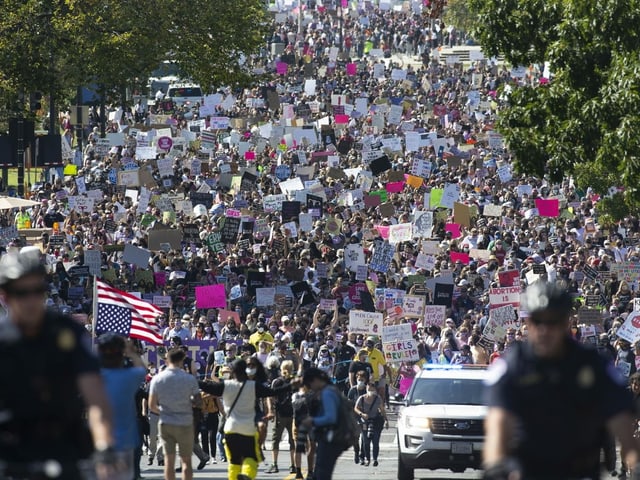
<box><xmin>140</xmin><ymin>409</ymin><xmax>623</xmax><ymax>480</ymax></box>
<box><xmin>139</xmin><ymin>408</ymin><xmax>488</xmax><ymax>480</ymax></box>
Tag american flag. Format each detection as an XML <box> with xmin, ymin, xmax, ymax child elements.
<box><xmin>95</xmin><ymin>280</ymin><xmax>163</xmax><ymax>344</ymax></box>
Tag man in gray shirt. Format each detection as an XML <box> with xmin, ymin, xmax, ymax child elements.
<box><xmin>149</xmin><ymin>348</ymin><xmax>202</xmax><ymax>480</ymax></box>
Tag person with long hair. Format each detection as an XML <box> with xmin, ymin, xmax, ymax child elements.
<box><xmin>199</xmin><ymin>359</ymin><xmax>298</xmax><ymax>480</ymax></box>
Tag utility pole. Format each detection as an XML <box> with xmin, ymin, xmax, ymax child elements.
<box><xmin>16</xmin><ymin>117</ymin><xmax>25</xmax><ymax>197</ymax></box>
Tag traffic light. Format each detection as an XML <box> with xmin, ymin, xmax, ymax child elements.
<box><xmin>29</xmin><ymin>92</ymin><xmax>42</xmax><ymax>112</ymax></box>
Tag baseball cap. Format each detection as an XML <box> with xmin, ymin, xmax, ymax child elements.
<box><xmin>0</xmin><ymin>249</ymin><xmax>46</xmax><ymax>287</ymax></box>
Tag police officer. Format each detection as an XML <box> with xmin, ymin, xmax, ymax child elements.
<box><xmin>483</xmin><ymin>281</ymin><xmax>640</xmax><ymax>480</ymax></box>
<box><xmin>0</xmin><ymin>248</ymin><xmax>115</xmax><ymax>479</ymax></box>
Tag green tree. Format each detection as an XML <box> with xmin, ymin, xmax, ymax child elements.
<box><xmin>468</xmin><ymin>0</ymin><xmax>640</xmax><ymax>210</ymax></box>
<box><xmin>167</xmin><ymin>0</ymin><xmax>270</xmax><ymax>91</ymax></box>
<box><xmin>443</xmin><ymin>0</ymin><xmax>479</xmax><ymax>34</ymax></box>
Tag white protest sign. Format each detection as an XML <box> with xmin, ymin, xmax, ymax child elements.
<box><xmin>489</xmin><ymin>286</ymin><xmax>521</xmax><ymax>308</ymax></box>
<box><xmin>122</xmin><ymin>244</ymin><xmax>151</xmax><ymax>269</ymax></box>
<box><xmin>483</xmin><ymin>305</ymin><xmax>518</xmax><ymax>341</ymax></box>
<box><xmin>402</xmin><ymin>295</ymin><xmax>425</xmax><ymax>318</ymax></box>
<box><xmin>152</xmin><ymin>296</ymin><xmax>172</xmax><ymax>309</ymax></box>
<box><xmin>382</xmin><ymin>324</ymin><xmax>419</xmax><ymax>363</ymax></box>
<box><xmin>424</xmin><ymin>305</ymin><xmax>446</xmax><ymax>327</ymax></box>
<box><xmin>440</xmin><ymin>183</ymin><xmax>460</xmax><ymax>209</ymax></box>
<box><xmin>483</xmin><ymin>204</ymin><xmax>503</xmax><ymax>217</ymax></box>
<box><xmin>319</xmin><ymin>298</ymin><xmax>337</xmax><ymax>311</ymax></box>
<box><xmin>344</xmin><ymin>244</ymin><xmax>366</xmax><ymax>272</ymax></box>
<box><xmin>388</xmin><ymin>223</ymin><xmax>413</xmax><ymax>244</ymax></box>
<box><xmin>617</xmin><ymin>311</ymin><xmax>640</xmax><ymax>344</ymax></box>
<box><xmin>255</xmin><ymin>287</ymin><xmax>276</xmax><ymax>307</ymax></box>
<box><xmin>263</xmin><ymin>194</ymin><xmax>287</xmax><ymax>212</ymax></box>
<box><xmin>348</xmin><ymin>310</ymin><xmax>383</xmax><ymax>335</ymax></box>
<box><xmin>84</xmin><ymin>250</ymin><xmax>102</xmax><ymax>276</ymax></box>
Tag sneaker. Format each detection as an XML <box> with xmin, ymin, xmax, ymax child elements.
<box><xmin>266</xmin><ymin>464</ymin><xmax>279</xmax><ymax>474</ymax></box>
<box><xmin>197</xmin><ymin>456</ymin><xmax>210</xmax><ymax>470</ymax></box>
<box><xmin>175</xmin><ymin>467</ymin><xmax>182</xmax><ymax>473</ymax></box>
<box><xmin>211</xmin><ymin>458</ymin><xmax>217</xmax><ymax>464</ymax></box>
<box><xmin>295</xmin><ymin>472</ymin><xmax>304</xmax><ymax>479</ymax></box>
<box><xmin>147</xmin><ymin>456</ymin><xmax>154</xmax><ymax>466</ymax></box>
<box><xmin>373</xmin><ymin>460</ymin><xmax>379</xmax><ymax>467</ymax></box>
<box><xmin>157</xmin><ymin>460</ymin><xmax>164</xmax><ymax>467</ymax></box>
<box><xmin>290</xmin><ymin>465</ymin><xmax>296</xmax><ymax>474</ymax></box>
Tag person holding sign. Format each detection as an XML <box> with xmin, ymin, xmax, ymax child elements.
<box><xmin>484</xmin><ymin>281</ymin><xmax>640</xmax><ymax>480</ymax></box>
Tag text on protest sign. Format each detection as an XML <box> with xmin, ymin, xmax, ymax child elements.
<box><xmin>382</xmin><ymin>324</ymin><xmax>419</xmax><ymax>363</ymax></box>
<box><xmin>348</xmin><ymin>310</ymin><xmax>383</xmax><ymax>335</ymax></box>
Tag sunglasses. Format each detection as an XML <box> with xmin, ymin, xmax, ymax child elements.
<box><xmin>7</xmin><ymin>286</ymin><xmax>48</xmax><ymax>299</ymax></box>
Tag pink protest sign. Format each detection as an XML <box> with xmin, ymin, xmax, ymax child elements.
<box><xmin>346</xmin><ymin>63</ymin><xmax>357</xmax><ymax>75</ymax></box>
<box><xmin>445</xmin><ymin>223</ymin><xmax>462</xmax><ymax>238</ymax></box>
<box><xmin>376</xmin><ymin>225</ymin><xmax>390</xmax><ymax>239</ymax></box>
<box><xmin>245</xmin><ymin>151</ymin><xmax>256</xmax><ymax>160</ymax></box>
<box><xmin>334</xmin><ymin>114</ymin><xmax>349</xmax><ymax>124</ymax></box>
<box><xmin>535</xmin><ymin>198</ymin><xmax>559</xmax><ymax>217</ymax></box>
<box><xmin>450</xmin><ymin>251</ymin><xmax>470</xmax><ymax>265</ymax></box>
<box><xmin>196</xmin><ymin>284</ymin><xmax>227</xmax><ymax>309</ymax></box>
<box><xmin>218</xmin><ymin>309</ymin><xmax>241</xmax><ymax>326</ymax></box>
<box><xmin>157</xmin><ymin>136</ymin><xmax>173</xmax><ymax>151</ymax></box>
<box><xmin>276</xmin><ymin>62</ymin><xmax>288</xmax><ymax>75</ymax></box>
<box><xmin>386</xmin><ymin>181</ymin><xmax>404</xmax><ymax>193</ymax></box>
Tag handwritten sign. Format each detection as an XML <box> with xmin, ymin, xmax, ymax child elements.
<box><xmin>348</xmin><ymin>310</ymin><xmax>383</xmax><ymax>336</ymax></box>
<box><xmin>382</xmin><ymin>324</ymin><xmax>419</xmax><ymax>363</ymax></box>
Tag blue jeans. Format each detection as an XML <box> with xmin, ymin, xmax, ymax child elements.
<box><xmin>314</xmin><ymin>437</ymin><xmax>343</xmax><ymax>480</ymax></box>
<box><xmin>362</xmin><ymin>427</ymin><xmax>381</xmax><ymax>461</ymax></box>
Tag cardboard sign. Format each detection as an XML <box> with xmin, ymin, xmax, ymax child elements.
<box><xmin>402</xmin><ymin>295</ymin><xmax>425</xmax><ymax>318</ymax></box>
<box><xmin>148</xmin><ymin>229</ymin><xmax>183</xmax><ymax>251</ymax></box>
<box><xmin>382</xmin><ymin>323</ymin><xmax>418</xmax><ymax>363</ymax></box>
<box><xmin>348</xmin><ymin>310</ymin><xmax>383</xmax><ymax>336</ymax></box>
<box><xmin>122</xmin><ymin>244</ymin><xmax>151</xmax><ymax>269</ymax></box>
<box><xmin>424</xmin><ymin>305</ymin><xmax>446</xmax><ymax>327</ymax></box>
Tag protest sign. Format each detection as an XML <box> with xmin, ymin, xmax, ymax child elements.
<box><xmin>617</xmin><ymin>311</ymin><xmax>640</xmax><ymax>346</ymax></box>
<box><xmin>122</xmin><ymin>245</ymin><xmax>151</xmax><ymax>269</ymax></box>
<box><xmin>483</xmin><ymin>305</ymin><xmax>518</xmax><ymax>341</ymax></box>
<box><xmin>369</xmin><ymin>241</ymin><xmax>395</xmax><ymax>272</ymax></box>
<box><xmin>489</xmin><ymin>286</ymin><xmax>522</xmax><ymax>309</ymax></box>
<box><xmin>84</xmin><ymin>250</ymin><xmax>102</xmax><ymax>276</ymax></box>
<box><xmin>319</xmin><ymin>298</ymin><xmax>337</xmax><ymax>311</ymax></box>
<box><xmin>195</xmin><ymin>284</ymin><xmax>227</xmax><ymax>309</ymax></box>
<box><xmin>382</xmin><ymin>324</ymin><xmax>419</xmax><ymax>363</ymax></box>
<box><xmin>348</xmin><ymin>310</ymin><xmax>383</xmax><ymax>335</ymax></box>
<box><xmin>402</xmin><ymin>295</ymin><xmax>425</xmax><ymax>318</ymax></box>
<box><xmin>424</xmin><ymin>305</ymin><xmax>446</xmax><ymax>327</ymax></box>
<box><xmin>255</xmin><ymin>287</ymin><xmax>276</xmax><ymax>307</ymax></box>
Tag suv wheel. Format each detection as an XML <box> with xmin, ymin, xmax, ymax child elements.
<box><xmin>398</xmin><ymin>451</ymin><xmax>414</xmax><ymax>480</ymax></box>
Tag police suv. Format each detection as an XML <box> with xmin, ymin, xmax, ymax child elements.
<box><xmin>396</xmin><ymin>365</ymin><xmax>488</xmax><ymax>480</ymax></box>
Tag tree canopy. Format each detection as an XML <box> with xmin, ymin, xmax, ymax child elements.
<box><xmin>0</xmin><ymin>0</ymin><xmax>270</xmax><ymax>110</ymax></box>
<box><xmin>468</xmin><ymin>0</ymin><xmax>640</xmax><ymax>208</ymax></box>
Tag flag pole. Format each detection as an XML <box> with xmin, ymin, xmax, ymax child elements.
<box><xmin>91</xmin><ymin>275</ymin><xmax>98</xmax><ymax>347</ymax></box>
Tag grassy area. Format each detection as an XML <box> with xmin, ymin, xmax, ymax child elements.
<box><xmin>2</xmin><ymin>168</ymin><xmax>46</xmax><ymax>190</ymax></box>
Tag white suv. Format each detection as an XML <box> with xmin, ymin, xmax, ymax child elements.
<box><xmin>396</xmin><ymin>365</ymin><xmax>488</xmax><ymax>480</ymax></box>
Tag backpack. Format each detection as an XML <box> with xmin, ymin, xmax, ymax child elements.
<box><xmin>326</xmin><ymin>385</ymin><xmax>358</xmax><ymax>452</ymax></box>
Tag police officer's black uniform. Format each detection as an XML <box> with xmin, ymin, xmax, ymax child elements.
<box><xmin>0</xmin><ymin>310</ymin><xmax>100</xmax><ymax>479</ymax></box>
<box><xmin>486</xmin><ymin>337</ymin><xmax>633</xmax><ymax>480</ymax></box>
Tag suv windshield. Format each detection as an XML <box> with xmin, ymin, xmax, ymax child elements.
<box><xmin>409</xmin><ymin>378</ymin><xmax>485</xmax><ymax>406</ymax></box>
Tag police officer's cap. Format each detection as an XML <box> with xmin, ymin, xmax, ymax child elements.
<box><xmin>0</xmin><ymin>249</ymin><xmax>46</xmax><ymax>287</ymax></box>
<box><xmin>522</xmin><ymin>281</ymin><xmax>573</xmax><ymax>317</ymax></box>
